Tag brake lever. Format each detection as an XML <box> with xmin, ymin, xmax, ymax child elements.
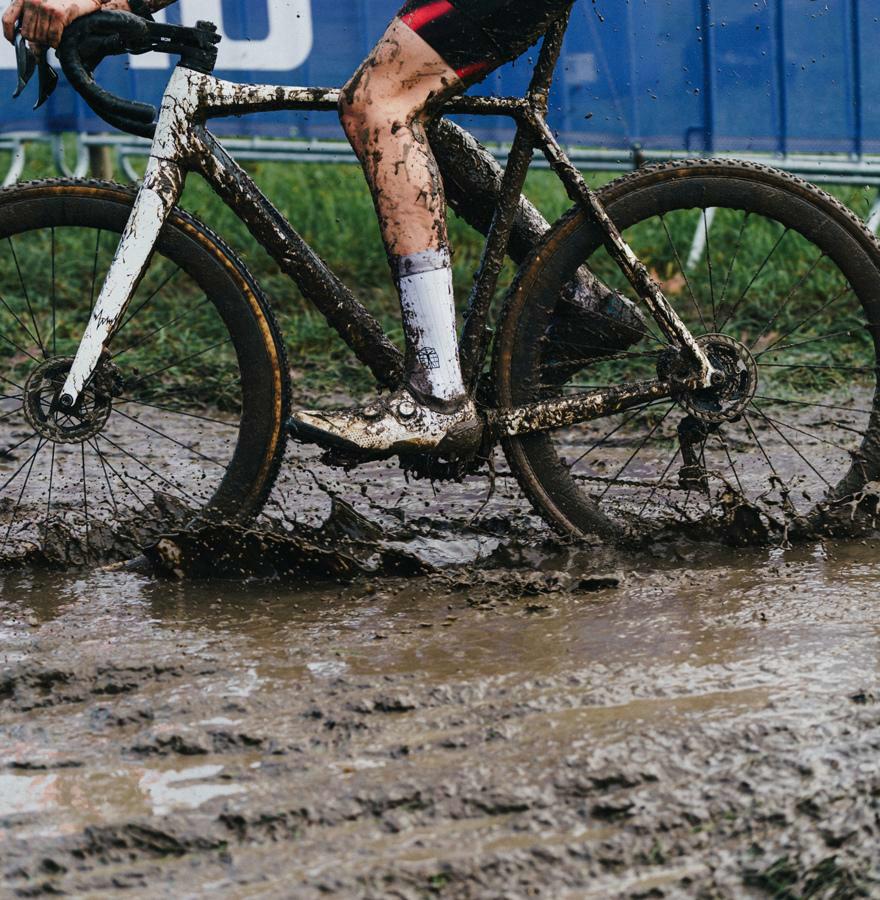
<box><xmin>12</xmin><ymin>25</ymin><xmax>36</xmax><ymax>98</ymax></box>
<box><xmin>35</xmin><ymin>48</ymin><xmax>59</xmax><ymax>108</ymax></box>
<box><xmin>12</xmin><ymin>23</ymin><xmax>59</xmax><ymax>108</ymax></box>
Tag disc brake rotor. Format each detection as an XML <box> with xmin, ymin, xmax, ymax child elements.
<box><xmin>23</xmin><ymin>357</ymin><xmax>122</xmax><ymax>445</ymax></box>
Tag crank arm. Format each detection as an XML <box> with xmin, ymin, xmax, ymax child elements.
<box><xmin>493</xmin><ymin>380</ymin><xmax>672</xmax><ymax>438</ymax></box>
<box><xmin>58</xmin><ymin>156</ymin><xmax>185</xmax><ymax>409</ymax></box>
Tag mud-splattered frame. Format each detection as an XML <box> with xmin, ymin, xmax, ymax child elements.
<box><xmin>57</xmin><ymin>10</ymin><xmax>721</xmax><ymax>440</ymax></box>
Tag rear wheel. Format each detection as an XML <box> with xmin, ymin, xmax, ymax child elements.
<box><xmin>0</xmin><ymin>180</ymin><xmax>290</xmax><ymax>562</ymax></box>
<box><xmin>495</xmin><ymin>161</ymin><xmax>880</xmax><ymax>541</ymax></box>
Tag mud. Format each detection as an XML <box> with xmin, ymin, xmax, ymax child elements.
<box><xmin>3</xmin><ymin>390</ymin><xmax>880</xmax><ymax>897</ymax></box>
<box><xmin>3</xmin><ymin>514</ymin><xmax>880</xmax><ymax>898</ymax></box>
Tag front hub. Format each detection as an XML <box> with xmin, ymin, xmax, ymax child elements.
<box><xmin>23</xmin><ymin>357</ymin><xmax>121</xmax><ymax>445</ymax></box>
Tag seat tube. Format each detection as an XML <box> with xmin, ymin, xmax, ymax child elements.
<box><xmin>58</xmin><ymin>68</ymin><xmax>199</xmax><ymax>409</ymax></box>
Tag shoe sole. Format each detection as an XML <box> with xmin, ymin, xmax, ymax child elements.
<box><xmin>288</xmin><ymin>415</ymin><xmax>485</xmax><ymax>461</ymax></box>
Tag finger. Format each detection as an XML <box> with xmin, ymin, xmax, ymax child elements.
<box><xmin>45</xmin><ymin>9</ymin><xmax>62</xmax><ymax>47</ymax></box>
<box><xmin>19</xmin><ymin>5</ymin><xmax>37</xmax><ymax>40</ymax></box>
<box><xmin>3</xmin><ymin>0</ymin><xmax>25</xmax><ymax>43</ymax></box>
<box><xmin>29</xmin><ymin>6</ymin><xmax>49</xmax><ymax>44</ymax></box>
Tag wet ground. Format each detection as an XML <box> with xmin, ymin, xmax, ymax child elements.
<box><xmin>2</xmin><ymin>499</ymin><xmax>879</xmax><ymax>897</ymax></box>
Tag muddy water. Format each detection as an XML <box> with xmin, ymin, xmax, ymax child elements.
<box><xmin>1</xmin><ymin>537</ymin><xmax>879</xmax><ymax>898</ymax></box>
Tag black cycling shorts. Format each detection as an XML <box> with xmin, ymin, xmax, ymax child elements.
<box><xmin>398</xmin><ymin>0</ymin><xmax>573</xmax><ymax>84</ymax></box>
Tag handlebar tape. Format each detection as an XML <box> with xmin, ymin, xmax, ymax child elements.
<box><xmin>57</xmin><ymin>12</ymin><xmax>162</xmax><ymax>139</ymax></box>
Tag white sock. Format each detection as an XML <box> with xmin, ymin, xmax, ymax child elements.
<box><xmin>396</xmin><ymin>247</ymin><xmax>466</xmax><ymax>404</ymax></box>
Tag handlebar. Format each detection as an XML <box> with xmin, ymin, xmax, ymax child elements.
<box><xmin>54</xmin><ymin>11</ymin><xmax>221</xmax><ymax>139</ymax></box>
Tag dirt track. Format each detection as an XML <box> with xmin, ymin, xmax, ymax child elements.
<box><xmin>2</xmin><ymin>472</ymin><xmax>880</xmax><ymax>899</ymax></box>
<box><xmin>2</xmin><ymin>378</ymin><xmax>880</xmax><ymax>898</ymax></box>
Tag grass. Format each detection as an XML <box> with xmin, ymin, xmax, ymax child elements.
<box><xmin>2</xmin><ymin>139</ymin><xmax>879</xmax><ymax>401</ymax></box>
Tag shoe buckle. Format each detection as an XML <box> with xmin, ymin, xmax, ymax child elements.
<box><xmin>396</xmin><ymin>399</ymin><xmax>417</xmax><ymax>420</ymax></box>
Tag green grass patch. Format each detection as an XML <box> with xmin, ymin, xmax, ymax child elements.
<box><xmin>3</xmin><ymin>141</ymin><xmax>879</xmax><ymax>401</ymax></box>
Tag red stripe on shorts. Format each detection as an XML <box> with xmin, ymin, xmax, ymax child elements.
<box><xmin>401</xmin><ymin>0</ymin><xmax>455</xmax><ymax>32</ymax></box>
<box><xmin>455</xmin><ymin>60</ymin><xmax>492</xmax><ymax>81</ymax></box>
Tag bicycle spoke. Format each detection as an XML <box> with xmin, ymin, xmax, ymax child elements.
<box><xmin>541</xmin><ymin>343</ymin><xmax>662</xmax><ymax>363</ymax></box>
<box><xmin>2</xmin><ymin>438</ymin><xmax>44</xmax><ymax>552</ymax></box>
<box><xmin>1</xmin><ymin>430</ymin><xmax>38</xmax><ymax>460</ymax></box>
<box><xmin>0</xmin><ymin>290</ymin><xmax>41</xmax><ymax>350</ymax></box>
<box><xmin>43</xmin><ymin>442</ymin><xmax>56</xmax><ymax>544</ymax></box>
<box><xmin>112</xmin><ymin>295</ymin><xmax>212</xmax><ymax>360</ymax></box>
<box><xmin>128</xmin><ymin>338</ymin><xmax>234</xmax><ymax>388</ymax></box>
<box><xmin>0</xmin><ymin>407</ymin><xmax>22</xmax><ymax>428</ymax></box>
<box><xmin>1</xmin><ymin>373</ymin><xmax>24</xmax><ymax>393</ymax></box>
<box><xmin>89</xmin><ymin>437</ymin><xmax>149</xmax><ymax>510</ymax></box>
<box><xmin>92</xmin><ymin>439</ymin><xmax>119</xmax><ymax>516</ymax></box>
<box><xmin>750</xmin><ymin>401</ymin><xmax>856</xmax><ymax>454</ymax></box>
<box><xmin>117</xmin><ymin>265</ymin><xmax>183</xmax><ymax>336</ymax></box>
<box><xmin>749</xmin><ymin>404</ymin><xmax>832</xmax><ymax>488</ymax></box>
<box><xmin>97</xmin><ymin>431</ymin><xmax>199</xmax><ymax>504</ymax></box>
<box><xmin>659</xmin><ymin>213</ymin><xmax>706</xmax><ymax>332</ymax></box>
<box><xmin>702</xmin><ymin>209</ymin><xmax>717</xmax><ymax>330</ymax></box>
<box><xmin>741</xmin><ymin>413</ymin><xmax>794</xmax><ymax>509</ymax></box>
<box><xmin>0</xmin><ymin>327</ymin><xmax>41</xmax><ymax>363</ymax></box>
<box><xmin>749</xmin><ymin>251</ymin><xmax>826</xmax><ymax>352</ymax></box>
<box><xmin>51</xmin><ymin>227</ymin><xmax>57</xmax><ymax>356</ymax></box>
<box><xmin>717</xmin><ymin>226</ymin><xmax>789</xmax><ymax>334</ymax></box>
<box><xmin>560</xmin><ymin>288</ymin><xmax>665</xmax><ymax>348</ymax></box>
<box><xmin>565</xmin><ymin>399</ymin><xmax>668</xmax><ymax>471</ymax></box>
<box><xmin>110</xmin><ymin>407</ymin><xmax>228</xmax><ymax>469</ymax></box>
<box><xmin>89</xmin><ymin>228</ymin><xmax>102</xmax><ymax>318</ymax></box>
<box><xmin>716</xmin><ymin>211</ymin><xmax>749</xmax><ymax>323</ymax></box>
<box><xmin>756</xmin><ymin>329</ymin><xmax>858</xmax><ymax>360</ymax></box>
<box><xmin>754</xmin><ymin>395</ymin><xmax>874</xmax><ymax>417</ymax></box>
<box><xmin>7</xmin><ymin>236</ymin><xmax>46</xmax><ymax>357</ymax></box>
<box><xmin>758</xmin><ymin>362</ymin><xmax>877</xmax><ymax>374</ymax></box>
<box><xmin>117</xmin><ymin>397</ymin><xmax>238</xmax><ymax>428</ymax></box>
<box><xmin>717</xmin><ymin>431</ymin><xmax>746</xmax><ymax>496</ymax></box>
<box><xmin>81</xmin><ymin>443</ymin><xmax>90</xmax><ymax>552</ymax></box>
<box><xmin>600</xmin><ymin>403</ymin><xmax>676</xmax><ymax>499</ymax></box>
<box><xmin>754</xmin><ymin>284</ymin><xmax>853</xmax><ymax>358</ymax></box>
<box><xmin>638</xmin><ymin>444</ymin><xmax>682</xmax><ymax>516</ymax></box>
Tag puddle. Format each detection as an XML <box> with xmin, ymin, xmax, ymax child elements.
<box><xmin>139</xmin><ymin>765</ymin><xmax>245</xmax><ymax>816</ymax></box>
<box><xmin>1</xmin><ymin>539</ymin><xmax>879</xmax><ymax>896</ymax></box>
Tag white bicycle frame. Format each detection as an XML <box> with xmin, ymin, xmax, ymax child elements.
<box><xmin>58</xmin><ymin>63</ymin><xmax>720</xmax><ymax>430</ymax></box>
<box><xmin>59</xmin><ymin>67</ymin><xmax>344</xmax><ymax>408</ymax></box>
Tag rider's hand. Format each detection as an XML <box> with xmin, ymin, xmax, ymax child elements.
<box><xmin>2</xmin><ymin>0</ymin><xmax>122</xmax><ymax>49</ymax></box>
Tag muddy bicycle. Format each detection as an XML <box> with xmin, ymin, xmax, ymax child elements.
<box><xmin>1</xmin><ymin>8</ymin><xmax>879</xmax><ymax>560</ymax></box>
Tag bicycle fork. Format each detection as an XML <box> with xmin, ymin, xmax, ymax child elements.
<box><xmin>58</xmin><ymin>68</ymin><xmax>195</xmax><ymax>410</ymax></box>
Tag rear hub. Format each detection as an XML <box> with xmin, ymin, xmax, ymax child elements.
<box><xmin>661</xmin><ymin>333</ymin><xmax>758</xmax><ymax>424</ymax></box>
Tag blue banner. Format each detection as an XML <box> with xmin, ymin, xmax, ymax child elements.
<box><xmin>0</xmin><ymin>0</ymin><xmax>877</xmax><ymax>155</ymax></box>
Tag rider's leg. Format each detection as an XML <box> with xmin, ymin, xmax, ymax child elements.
<box><xmin>339</xmin><ymin>19</ymin><xmax>466</xmax><ymax>408</ymax></box>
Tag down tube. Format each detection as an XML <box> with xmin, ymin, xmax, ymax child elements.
<box><xmin>191</xmin><ymin>129</ymin><xmax>405</xmax><ymax>390</ymax></box>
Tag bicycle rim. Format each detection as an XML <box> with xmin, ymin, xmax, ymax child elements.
<box><xmin>0</xmin><ymin>181</ymin><xmax>289</xmax><ymax>563</ymax></box>
<box><xmin>497</xmin><ymin>161</ymin><xmax>880</xmax><ymax>541</ymax></box>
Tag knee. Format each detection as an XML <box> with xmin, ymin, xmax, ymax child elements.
<box><xmin>337</xmin><ymin>80</ymin><xmax>364</xmax><ymax>142</ymax></box>
<box><xmin>339</xmin><ymin>79</ymin><xmax>423</xmax><ymax>149</ymax></box>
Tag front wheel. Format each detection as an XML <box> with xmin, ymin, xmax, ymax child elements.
<box><xmin>495</xmin><ymin>160</ymin><xmax>880</xmax><ymax>541</ymax></box>
<box><xmin>0</xmin><ymin>180</ymin><xmax>290</xmax><ymax>562</ymax></box>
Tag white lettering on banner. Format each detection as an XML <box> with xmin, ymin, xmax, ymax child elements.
<box><xmin>133</xmin><ymin>0</ymin><xmax>314</xmax><ymax>72</ymax></box>
<box><xmin>0</xmin><ymin>1</ymin><xmax>312</xmax><ymax>72</ymax></box>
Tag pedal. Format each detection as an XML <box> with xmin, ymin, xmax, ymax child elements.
<box><xmin>319</xmin><ymin>446</ymin><xmax>381</xmax><ymax>470</ymax></box>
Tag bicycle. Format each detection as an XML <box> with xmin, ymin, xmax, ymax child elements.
<box><xmin>1</xmin><ymin>8</ymin><xmax>879</xmax><ymax>561</ymax></box>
